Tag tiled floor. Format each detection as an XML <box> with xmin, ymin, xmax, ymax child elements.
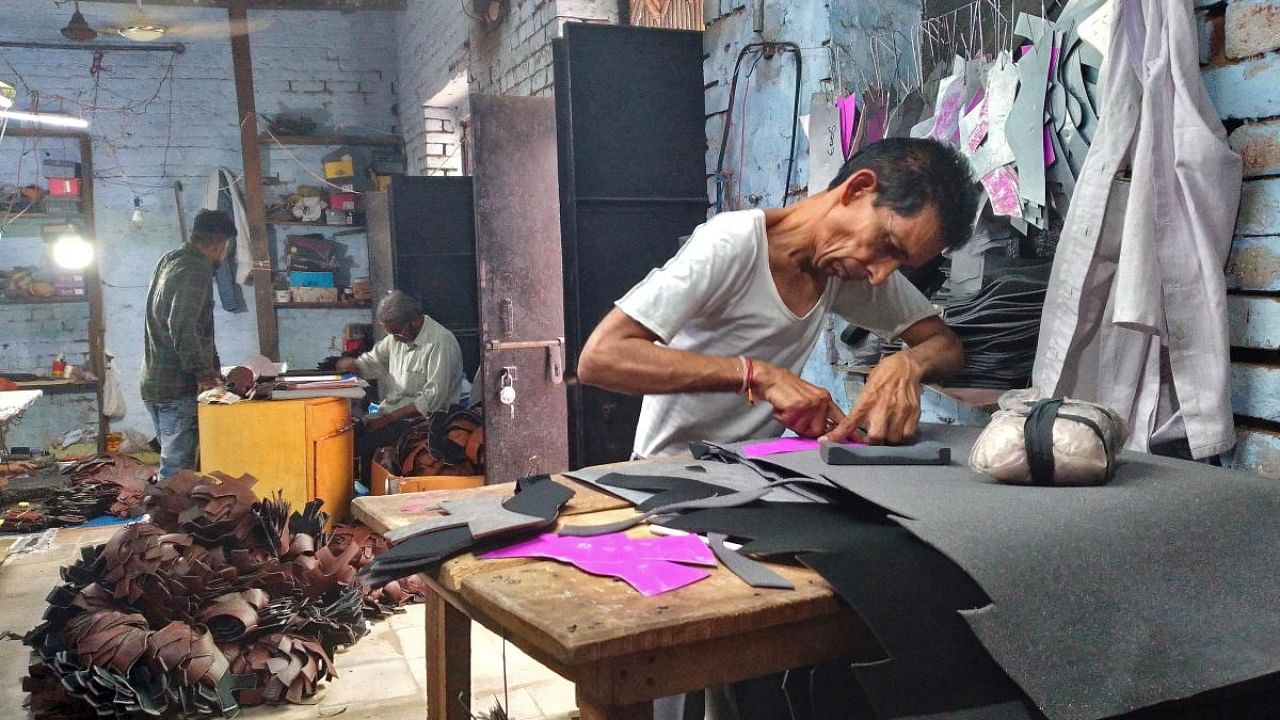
<box><xmin>0</xmin><ymin>526</ymin><xmax>579</xmax><ymax>720</ymax></box>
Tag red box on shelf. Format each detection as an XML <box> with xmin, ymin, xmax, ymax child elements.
<box><xmin>327</xmin><ymin>192</ymin><xmax>358</xmax><ymax>211</ymax></box>
<box><xmin>48</xmin><ymin>178</ymin><xmax>82</xmax><ymax>197</ymax></box>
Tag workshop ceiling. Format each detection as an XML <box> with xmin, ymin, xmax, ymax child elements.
<box><xmin>80</xmin><ymin>0</ymin><xmax>406</xmax><ymax>11</ymax></box>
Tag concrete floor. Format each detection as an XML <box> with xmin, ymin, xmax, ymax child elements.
<box><xmin>0</xmin><ymin>526</ymin><xmax>580</xmax><ymax>719</ymax></box>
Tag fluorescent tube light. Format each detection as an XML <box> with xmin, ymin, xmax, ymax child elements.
<box><xmin>0</xmin><ymin>110</ymin><xmax>89</xmax><ymax>129</ymax></box>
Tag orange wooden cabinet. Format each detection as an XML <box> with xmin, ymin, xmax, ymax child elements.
<box><xmin>198</xmin><ymin>397</ymin><xmax>354</xmax><ymax>522</ymax></box>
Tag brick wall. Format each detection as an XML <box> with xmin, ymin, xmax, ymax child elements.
<box><xmin>0</xmin><ymin>4</ymin><xmax>398</xmax><ymax>444</ymax></box>
<box><xmin>397</xmin><ymin>0</ymin><xmax>618</xmax><ymax>175</ymax></box>
<box><xmin>397</xmin><ymin>0</ymin><xmax>471</xmax><ymax>175</ymax></box>
<box><xmin>1203</xmin><ymin>0</ymin><xmax>1280</xmax><ymax>475</ymax></box>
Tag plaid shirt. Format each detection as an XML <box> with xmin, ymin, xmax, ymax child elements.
<box><xmin>140</xmin><ymin>245</ymin><xmax>221</xmax><ymax>402</ymax></box>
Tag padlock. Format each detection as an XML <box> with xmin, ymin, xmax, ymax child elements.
<box><xmin>499</xmin><ymin>367</ymin><xmax>517</xmax><ymax>418</ymax></box>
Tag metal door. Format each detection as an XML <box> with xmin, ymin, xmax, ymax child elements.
<box><xmin>471</xmin><ymin>94</ymin><xmax>569</xmax><ymax>483</ymax></box>
<box><xmin>366</xmin><ymin>177</ymin><xmax>482</xmax><ymax>377</ymax></box>
<box><xmin>555</xmin><ymin>24</ymin><xmax>708</xmax><ymax>468</ymax></box>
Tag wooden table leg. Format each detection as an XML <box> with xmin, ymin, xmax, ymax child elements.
<box><xmin>424</xmin><ymin>586</ymin><xmax>471</xmax><ymax>720</ymax></box>
<box><xmin>576</xmin><ymin>687</ymin><xmax>653</xmax><ymax>720</ymax></box>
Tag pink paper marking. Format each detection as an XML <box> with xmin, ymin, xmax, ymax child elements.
<box><xmin>741</xmin><ymin>437</ymin><xmax>866</xmax><ymax>458</ymax></box>
<box><xmin>480</xmin><ymin>532</ymin><xmax>715</xmax><ymax>597</ymax></box>
<box><xmin>742</xmin><ymin>437</ymin><xmax>823</xmax><ymax>457</ymax></box>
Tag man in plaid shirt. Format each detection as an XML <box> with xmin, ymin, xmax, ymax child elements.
<box><xmin>140</xmin><ymin>210</ymin><xmax>235</xmax><ymax>480</ymax></box>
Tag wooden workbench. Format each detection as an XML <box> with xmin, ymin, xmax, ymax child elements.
<box><xmin>353</xmin><ymin>474</ymin><xmax>878</xmax><ymax>720</ymax></box>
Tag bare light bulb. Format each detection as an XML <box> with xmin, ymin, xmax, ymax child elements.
<box><xmin>51</xmin><ymin>233</ymin><xmax>94</xmax><ymax>270</ymax></box>
<box><xmin>130</xmin><ymin>197</ymin><xmax>145</xmax><ymax>228</ymax></box>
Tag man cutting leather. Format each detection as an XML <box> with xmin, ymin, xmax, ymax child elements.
<box><xmin>578</xmin><ymin>138</ymin><xmax>980</xmax><ymax>456</ymax></box>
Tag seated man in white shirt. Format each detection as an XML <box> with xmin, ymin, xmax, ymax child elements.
<box><xmin>578</xmin><ymin>137</ymin><xmax>980</xmax><ymax>457</ymax></box>
<box><xmin>337</xmin><ymin>290</ymin><xmax>465</xmax><ymax>480</ymax></box>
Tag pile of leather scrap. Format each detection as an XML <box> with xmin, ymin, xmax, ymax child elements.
<box><xmin>377</xmin><ymin>404</ymin><xmax>485</xmax><ymax>477</ymax></box>
<box><xmin>23</xmin><ymin>470</ymin><xmax>422</xmax><ymax>718</ymax></box>
<box><xmin>0</xmin><ymin>454</ymin><xmax>155</xmax><ymax>533</ymax></box>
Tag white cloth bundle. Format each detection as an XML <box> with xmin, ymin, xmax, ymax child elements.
<box><xmin>970</xmin><ymin>388</ymin><xmax>1129</xmax><ymax>486</ymax></box>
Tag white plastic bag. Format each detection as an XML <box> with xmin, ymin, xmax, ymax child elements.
<box><xmin>969</xmin><ymin>388</ymin><xmax>1129</xmax><ymax>486</ymax></box>
<box><xmin>101</xmin><ymin>350</ymin><xmax>126</xmax><ymax>420</ymax></box>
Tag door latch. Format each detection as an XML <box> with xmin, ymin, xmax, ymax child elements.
<box><xmin>485</xmin><ymin>337</ymin><xmax>566</xmax><ymax>385</ymax></box>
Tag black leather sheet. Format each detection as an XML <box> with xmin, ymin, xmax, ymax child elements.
<box><xmin>664</xmin><ymin>503</ymin><xmax>1032</xmax><ymax>718</ymax></box>
<box><xmin>761</xmin><ymin>424</ymin><xmax>1280</xmax><ymax>720</ymax></box>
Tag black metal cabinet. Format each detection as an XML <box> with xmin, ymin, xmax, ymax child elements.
<box><xmin>555</xmin><ymin>24</ymin><xmax>709</xmax><ymax>468</ymax></box>
<box><xmin>366</xmin><ymin>176</ymin><xmax>481</xmax><ymax>377</ymax></box>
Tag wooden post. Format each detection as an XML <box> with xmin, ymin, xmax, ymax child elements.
<box><xmin>79</xmin><ymin>133</ymin><xmax>109</xmax><ymax>454</ymax></box>
<box><xmin>229</xmin><ymin>0</ymin><xmax>279</xmax><ymax>360</ymax></box>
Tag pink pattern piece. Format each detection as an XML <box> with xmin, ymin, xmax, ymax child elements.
<box><xmin>927</xmin><ymin>74</ymin><xmax>967</xmax><ymax>147</ymax></box>
<box><xmin>982</xmin><ymin>165</ymin><xmax>1024</xmax><ymax>218</ymax></box>
<box><xmin>480</xmin><ymin>532</ymin><xmax>715</xmax><ymax>597</ymax></box>
<box><xmin>741</xmin><ymin>437</ymin><xmax>866</xmax><ymax>458</ymax></box>
<box><xmin>742</xmin><ymin>437</ymin><xmax>822</xmax><ymax>457</ymax></box>
<box><xmin>965</xmin><ymin>95</ymin><xmax>991</xmax><ymax>154</ymax></box>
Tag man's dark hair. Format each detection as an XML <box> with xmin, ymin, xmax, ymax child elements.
<box><xmin>191</xmin><ymin>209</ymin><xmax>236</xmax><ymax>247</ymax></box>
<box><xmin>826</xmin><ymin>137</ymin><xmax>980</xmax><ymax>250</ymax></box>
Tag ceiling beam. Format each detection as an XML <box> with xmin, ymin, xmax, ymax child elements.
<box><xmin>82</xmin><ymin>0</ymin><xmax>405</xmax><ymax>11</ymax></box>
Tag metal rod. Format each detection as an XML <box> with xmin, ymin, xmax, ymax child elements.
<box><xmin>486</xmin><ymin>339</ymin><xmax>564</xmax><ymax>351</ymax></box>
<box><xmin>577</xmin><ymin>196</ymin><xmax>709</xmax><ymax>205</ymax></box>
<box><xmin>0</xmin><ymin>39</ymin><xmax>185</xmax><ymax>54</ymax></box>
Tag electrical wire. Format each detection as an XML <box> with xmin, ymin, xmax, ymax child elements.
<box><xmin>714</xmin><ymin>44</ymin><xmax>763</xmax><ymax>213</ymax></box>
<box><xmin>713</xmin><ymin>42</ymin><xmax>803</xmax><ymax>211</ymax></box>
<box><xmin>255</xmin><ymin>117</ymin><xmax>367</xmax><ymax>194</ymax></box>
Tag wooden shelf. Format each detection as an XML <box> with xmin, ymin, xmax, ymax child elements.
<box><xmin>266</xmin><ymin>219</ymin><xmax>366</xmax><ymax>229</ymax></box>
<box><xmin>0</xmin><ymin>296</ymin><xmax>89</xmax><ymax>305</ymax></box>
<box><xmin>14</xmin><ymin>379</ymin><xmax>98</xmax><ymax>393</ymax></box>
<box><xmin>274</xmin><ymin>302</ymin><xmax>372</xmax><ymax>310</ymax></box>
<box><xmin>259</xmin><ymin>133</ymin><xmax>401</xmax><ymax>147</ymax></box>
<box><xmin>0</xmin><ymin>212</ymin><xmax>83</xmax><ymax>220</ymax></box>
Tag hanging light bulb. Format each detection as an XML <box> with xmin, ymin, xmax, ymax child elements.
<box><xmin>50</xmin><ymin>232</ymin><xmax>94</xmax><ymax>270</ymax></box>
<box><xmin>130</xmin><ymin>196</ymin><xmax>145</xmax><ymax>228</ymax></box>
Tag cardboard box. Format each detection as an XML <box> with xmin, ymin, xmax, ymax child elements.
<box><xmin>290</xmin><ymin>286</ymin><xmax>338</xmax><ymax>303</ymax></box>
<box><xmin>370</xmin><ymin>459</ymin><xmax>483</xmax><ymax>496</ymax></box>
<box><xmin>42</xmin><ymin>159</ymin><xmax>81</xmax><ymax>178</ymax></box>
<box><xmin>328</xmin><ymin>192</ymin><xmax>358</xmax><ymax>211</ymax></box>
<box><xmin>324</xmin><ymin>209</ymin><xmax>354</xmax><ymax>225</ymax></box>
<box><xmin>48</xmin><ymin>178</ymin><xmax>81</xmax><ymax>197</ymax></box>
<box><xmin>323</xmin><ymin>156</ymin><xmax>354</xmax><ymax>179</ymax></box>
<box><xmin>288</xmin><ymin>270</ymin><xmax>335</xmax><ymax>288</ymax></box>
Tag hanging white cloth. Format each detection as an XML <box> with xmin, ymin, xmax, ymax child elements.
<box><xmin>202</xmin><ymin>167</ymin><xmax>253</xmax><ymax>285</ymax></box>
<box><xmin>1033</xmin><ymin>0</ymin><xmax>1243</xmax><ymax>459</ymax></box>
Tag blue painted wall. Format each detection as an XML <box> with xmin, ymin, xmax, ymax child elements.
<box><xmin>0</xmin><ymin>3</ymin><xmax>398</xmax><ymax>445</ymax></box>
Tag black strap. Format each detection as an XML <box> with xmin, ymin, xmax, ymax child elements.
<box><xmin>1023</xmin><ymin>399</ymin><xmax>1114</xmax><ymax>486</ymax></box>
<box><xmin>1024</xmin><ymin>399</ymin><xmax>1064</xmax><ymax>486</ymax></box>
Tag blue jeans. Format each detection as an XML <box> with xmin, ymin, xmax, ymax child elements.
<box><xmin>145</xmin><ymin>396</ymin><xmax>199</xmax><ymax>480</ymax></box>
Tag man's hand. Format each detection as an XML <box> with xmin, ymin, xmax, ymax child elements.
<box><xmin>198</xmin><ymin>375</ymin><xmax>223</xmax><ymax>393</ymax></box>
<box><xmin>365</xmin><ymin>414</ymin><xmax>393</xmax><ymax>433</ymax></box>
<box><xmin>826</xmin><ymin>351</ymin><xmax>923</xmax><ymax>445</ymax></box>
<box><xmin>335</xmin><ymin>357</ymin><xmax>358</xmax><ymax>374</ymax></box>
<box><xmin>753</xmin><ymin>362</ymin><xmax>846</xmax><ymax>438</ymax></box>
